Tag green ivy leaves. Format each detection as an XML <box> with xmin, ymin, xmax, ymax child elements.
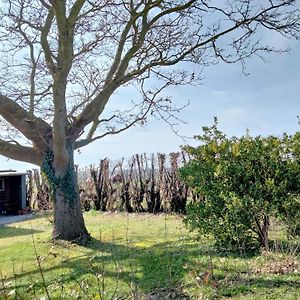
<box><xmin>41</xmin><ymin>150</ymin><xmax>77</xmax><ymax>207</ymax></box>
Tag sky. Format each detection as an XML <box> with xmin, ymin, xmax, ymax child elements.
<box><xmin>1</xmin><ymin>35</ymin><xmax>299</xmax><ymax>171</ymax></box>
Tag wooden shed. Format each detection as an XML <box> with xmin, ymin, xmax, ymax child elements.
<box><xmin>0</xmin><ymin>170</ymin><xmax>27</xmax><ymax>215</ymax></box>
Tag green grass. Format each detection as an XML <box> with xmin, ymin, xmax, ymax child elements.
<box><xmin>0</xmin><ymin>212</ymin><xmax>299</xmax><ymax>299</ymax></box>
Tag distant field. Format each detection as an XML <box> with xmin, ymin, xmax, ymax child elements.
<box><xmin>0</xmin><ymin>212</ymin><xmax>299</xmax><ymax>299</ymax></box>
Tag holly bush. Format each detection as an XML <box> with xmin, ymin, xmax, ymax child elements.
<box><xmin>180</xmin><ymin>118</ymin><xmax>300</xmax><ymax>252</ymax></box>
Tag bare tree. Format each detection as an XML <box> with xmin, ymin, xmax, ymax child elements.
<box><xmin>0</xmin><ymin>0</ymin><xmax>299</xmax><ymax>241</ymax></box>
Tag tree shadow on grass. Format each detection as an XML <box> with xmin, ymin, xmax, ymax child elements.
<box><xmin>3</xmin><ymin>236</ymin><xmax>201</xmax><ymax>297</ymax></box>
<box><xmin>3</xmin><ymin>236</ymin><xmax>300</xmax><ymax>299</ymax></box>
<box><xmin>0</xmin><ymin>225</ymin><xmax>42</xmax><ymax>239</ymax></box>
<box><xmin>48</xmin><ymin>237</ymin><xmax>201</xmax><ymax>293</ymax></box>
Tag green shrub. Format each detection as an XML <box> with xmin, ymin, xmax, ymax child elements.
<box><xmin>180</xmin><ymin>118</ymin><xmax>300</xmax><ymax>252</ymax></box>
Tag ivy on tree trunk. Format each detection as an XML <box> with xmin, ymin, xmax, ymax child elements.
<box><xmin>42</xmin><ymin>147</ymin><xmax>90</xmax><ymax>241</ymax></box>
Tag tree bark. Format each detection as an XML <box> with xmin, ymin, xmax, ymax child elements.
<box><xmin>42</xmin><ymin>147</ymin><xmax>90</xmax><ymax>242</ymax></box>
<box><xmin>254</xmin><ymin>215</ymin><xmax>270</xmax><ymax>250</ymax></box>
<box><xmin>52</xmin><ymin>189</ymin><xmax>89</xmax><ymax>241</ymax></box>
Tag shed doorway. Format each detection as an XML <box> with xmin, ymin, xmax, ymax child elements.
<box><xmin>0</xmin><ymin>171</ymin><xmax>27</xmax><ymax>215</ymax></box>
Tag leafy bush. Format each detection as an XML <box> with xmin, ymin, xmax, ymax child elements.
<box><xmin>180</xmin><ymin>118</ymin><xmax>300</xmax><ymax>252</ymax></box>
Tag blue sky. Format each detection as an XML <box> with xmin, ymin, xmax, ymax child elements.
<box><xmin>1</xmin><ymin>37</ymin><xmax>299</xmax><ymax>171</ymax></box>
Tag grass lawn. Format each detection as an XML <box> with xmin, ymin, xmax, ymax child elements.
<box><xmin>0</xmin><ymin>212</ymin><xmax>299</xmax><ymax>299</ymax></box>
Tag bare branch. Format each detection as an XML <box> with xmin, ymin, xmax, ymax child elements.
<box><xmin>0</xmin><ymin>0</ymin><xmax>299</xmax><ymax>167</ymax></box>
<box><xmin>0</xmin><ymin>139</ymin><xmax>42</xmax><ymax>165</ymax></box>
<box><xmin>40</xmin><ymin>5</ymin><xmax>56</xmax><ymax>74</ymax></box>
<box><xmin>0</xmin><ymin>94</ymin><xmax>52</xmax><ymax>148</ymax></box>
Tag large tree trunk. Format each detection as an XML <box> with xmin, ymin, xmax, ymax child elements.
<box><xmin>52</xmin><ymin>189</ymin><xmax>89</xmax><ymax>241</ymax></box>
<box><xmin>42</xmin><ymin>148</ymin><xmax>90</xmax><ymax>242</ymax></box>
